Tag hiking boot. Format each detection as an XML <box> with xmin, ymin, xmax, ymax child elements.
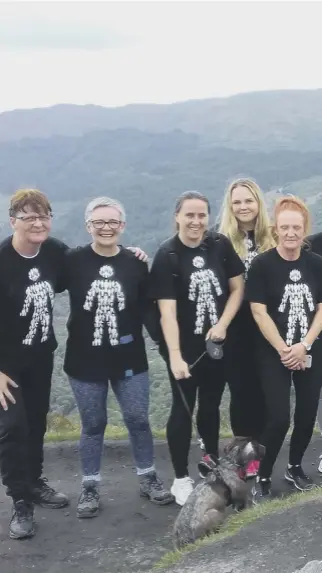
<box><xmin>251</xmin><ymin>477</ymin><xmax>273</xmax><ymax>504</ymax></box>
<box><xmin>9</xmin><ymin>500</ymin><xmax>35</xmax><ymax>540</ymax></box>
<box><xmin>246</xmin><ymin>460</ymin><xmax>260</xmax><ymax>479</ymax></box>
<box><xmin>198</xmin><ymin>453</ymin><xmax>218</xmax><ymax>479</ymax></box>
<box><xmin>77</xmin><ymin>481</ymin><xmax>100</xmax><ymax>519</ymax></box>
<box><xmin>170</xmin><ymin>476</ymin><xmax>194</xmax><ymax>506</ymax></box>
<box><xmin>139</xmin><ymin>472</ymin><xmax>175</xmax><ymax>506</ymax></box>
<box><xmin>285</xmin><ymin>465</ymin><xmax>315</xmax><ymax>491</ymax></box>
<box><xmin>31</xmin><ymin>478</ymin><xmax>69</xmax><ymax>508</ymax></box>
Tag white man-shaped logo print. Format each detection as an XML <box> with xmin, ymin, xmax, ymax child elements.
<box><xmin>188</xmin><ymin>256</ymin><xmax>223</xmax><ymax>334</ymax></box>
<box><xmin>278</xmin><ymin>269</ymin><xmax>315</xmax><ymax>346</ymax></box>
<box><xmin>244</xmin><ymin>236</ymin><xmax>258</xmax><ymax>280</ymax></box>
<box><xmin>83</xmin><ymin>265</ymin><xmax>125</xmax><ymax>346</ymax></box>
<box><xmin>20</xmin><ymin>268</ymin><xmax>55</xmax><ymax>345</ymax></box>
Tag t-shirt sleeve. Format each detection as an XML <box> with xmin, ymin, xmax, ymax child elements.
<box><xmin>138</xmin><ymin>261</ymin><xmax>149</xmax><ymax>305</ymax></box>
<box><xmin>245</xmin><ymin>257</ymin><xmax>267</xmax><ymax>304</ymax></box>
<box><xmin>220</xmin><ymin>235</ymin><xmax>245</xmax><ymax>278</ymax></box>
<box><xmin>55</xmin><ymin>243</ymin><xmax>71</xmax><ymax>293</ymax></box>
<box><xmin>308</xmin><ymin>233</ymin><xmax>322</xmax><ymax>258</ymax></box>
<box><xmin>148</xmin><ymin>247</ymin><xmax>177</xmax><ymax>300</ymax></box>
<box><xmin>312</xmin><ymin>255</ymin><xmax>322</xmax><ymax>303</ymax></box>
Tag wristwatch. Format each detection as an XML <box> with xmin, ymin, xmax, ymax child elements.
<box><xmin>301</xmin><ymin>340</ymin><xmax>312</xmax><ymax>352</ymax></box>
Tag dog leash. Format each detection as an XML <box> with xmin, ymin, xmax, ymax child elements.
<box><xmin>175</xmin><ymin>339</ymin><xmax>225</xmax><ymax>438</ymax></box>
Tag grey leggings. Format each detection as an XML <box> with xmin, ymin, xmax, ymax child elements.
<box><xmin>69</xmin><ymin>371</ymin><xmax>154</xmax><ymax>480</ymax></box>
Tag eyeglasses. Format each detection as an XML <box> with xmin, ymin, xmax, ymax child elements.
<box><xmin>15</xmin><ymin>214</ymin><xmax>52</xmax><ymax>225</ymax></box>
<box><xmin>89</xmin><ymin>219</ymin><xmax>122</xmax><ymax>230</ymax></box>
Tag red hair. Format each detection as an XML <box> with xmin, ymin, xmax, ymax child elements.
<box><xmin>274</xmin><ymin>196</ymin><xmax>311</xmax><ymax>236</ymax></box>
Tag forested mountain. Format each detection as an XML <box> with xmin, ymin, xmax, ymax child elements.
<box><xmin>0</xmin><ymin>90</ymin><xmax>320</xmax><ymax>430</ymax></box>
<box><xmin>2</xmin><ymin>90</ymin><xmax>322</xmax><ymax>151</ymax></box>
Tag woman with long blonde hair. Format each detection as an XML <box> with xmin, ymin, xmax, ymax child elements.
<box><xmin>218</xmin><ymin>178</ymin><xmax>275</xmax><ymax>478</ymax></box>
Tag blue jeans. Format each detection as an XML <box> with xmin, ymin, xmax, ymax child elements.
<box><xmin>69</xmin><ymin>371</ymin><xmax>154</xmax><ymax>479</ymax></box>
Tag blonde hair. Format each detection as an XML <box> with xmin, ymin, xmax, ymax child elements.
<box><xmin>274</xmin><ymin>195</ymin><xmax>311</xmax><ymax>237</ymax></box>
<box><xmin>218</xmin><ymin>178</ymin><xmax>275</xmax><ymax>258</ymax></box>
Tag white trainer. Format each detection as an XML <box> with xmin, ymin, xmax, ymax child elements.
<box><xmin>318</xmin><ymin>454</ymin><xmax>322</xmax><ymax>474</ymax></box>
<box><xmin>170</xmin><ymin>477</ymin><xmax>194</xmax><ymax>506</ymax></box>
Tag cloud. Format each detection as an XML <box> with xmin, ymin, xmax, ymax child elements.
<box><xmin>0</xmin><ymin>2</ymin><xmax>136</xmax><ymax>51</ymax></box>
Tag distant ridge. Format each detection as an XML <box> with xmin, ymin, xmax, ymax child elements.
<box><xmin>1</xmin><ymin>89</ymin><xmax>322</xmax><ymax>151</ymax></box>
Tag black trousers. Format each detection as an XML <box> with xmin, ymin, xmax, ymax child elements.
<box><xmin>225</xmin><ymin>311</ymin><xmax>266</xmax><ymax>440</ymax></box>
<box><xmin>0</xmin><ymin>352</ymin><xmax>53</xmax><ymax>501</ymax></box>
<box><xmin>257</xmin><ymin>340</ymin><xmax>322</xmax><ymax>478</ymax></box>
<box><xmin>165</xmin><ymin>354</ymin><xmax>226</xmax><ymax>478</ymax></box>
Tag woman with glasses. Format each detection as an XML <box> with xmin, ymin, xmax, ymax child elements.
<box><xmin>0</xmin><ymin>189</ymin><xmax>69</xmax><ymax>540</ymax></box>
<box><xmin>63</xmin><ymin>197</ymin><xmax>174</xmax><ymax>518</ymax></box>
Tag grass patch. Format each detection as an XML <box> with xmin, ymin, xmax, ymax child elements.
<box><xmin>45</xmin><ymin>425</ymin><xmax>167</xmax><ymax>443</ymax></box>
<box><xmin>154</xmin><ymin>486</ymin><xmax>322</xmax><ymax>570</ymax></box>
<box><xmin>45</xmin><ymin>425</ymin><xmax>234</xmax><ymax>443</ymax></box>
<box><xmin>44</xmin><ymin>414</ymin><xmax>321</xmax><ymax>444</ymax></box>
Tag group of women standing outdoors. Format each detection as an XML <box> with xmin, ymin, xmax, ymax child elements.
<box><xmin>1</xmin><ymin>180</ymin><xmax>322</xmax><ymax>540</ymax></box>
<box><xmin>151</xmin><ymin>180</ymin><xmax>322</xmax><ymax>506</ymax></box>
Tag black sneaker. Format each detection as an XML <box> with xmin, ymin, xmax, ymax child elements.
<box><xmin>31</xmin><ymin>478</ymin><xmax>69</xmax><ymax>508</ymax></box>
<box><xmin>77</xmin><ymin>481</ymin><xmax>100</xmax><ymax>519</ymax></box>
<box><xmin>285</xmin><ymin>465</ymin><xmax>315</xmax><ymax>491</ymax></box>
<box><xmin>9</xmin><ymin>500</ymin><xmax>35</xmax><ymax>540</ymax></box>
<box><xmin>251</xmin><ymin>477</ymin><xmax>273</xmax><ymax>504</ymax></box>
<box><xmin>139</xmin><ymin>472</ymin><xmax>175</xmax><ymax>506</ymax></box>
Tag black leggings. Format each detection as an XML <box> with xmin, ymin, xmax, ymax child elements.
<box><xmin>0</xmin><ymin>353</ymin><xmax>53</xmax><ymax>501</ymax></box>
<box><xmin>225</xmin><ymin>313</ymin><xmax>266</xmax><ymax>440</ymax></box>
<box><xmin>258</xmin><ymin>341</ymin><xmax>322</xmax><ymax>478</ymax></box>
<box><xmin>166</xmin><ymin>354</ymin><xmax>226</xmax><ymax>478</ymax></box>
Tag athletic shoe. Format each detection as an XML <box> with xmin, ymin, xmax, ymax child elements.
<box><xmin>31</xmin><ymin>477</ymin><xmax>69</xmax><ymax>509</ymax></box>
<box><xmin>318</xmin><ymin>454</ymin><xmax>322</xmax><ymax>473</ymax></box>
<box><xmin>198</xmin><ymin>438</ymin><xmax>205</xmax><ymax>451</ymax></box>
<box><xmin>139</xmin><ymin>472</ymin><xmax>175</xmax><ymax>505</ymax></box>
<box><xmin>77</xmin><ymin>481</ymin><xmax>100</xmax><ymax>518</ymax></box>
<box><xmin>284</xmin><ymin>465</ymin><xmax>315</xmax><ymax>491</ymax></box>
<box><xmin>251</xmin><ymin>477</ymin><xmax>273</xmax><ymax>504</ymax></box>
<box><xmin>9</xmin><ymin>500</ymin><xmax>35</xmax><ymax>539</ymax></box>
<box><xmin>170</xmin><ymin>477</ymin><xmax>194</xmax><ymax>506</ymax></box>
<box><xmin>198</xmin><ymin>453</ymin><xmax>218</xmax><ymax>478</ymax></box>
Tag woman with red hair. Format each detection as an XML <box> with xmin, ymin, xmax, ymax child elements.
<box><xmin>246</xmin><ymin>196</ymin><xmax>322</xmax><ymax>501</ymax></box>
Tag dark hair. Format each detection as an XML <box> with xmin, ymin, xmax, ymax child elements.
<box><xmin>9</xmin><ymin>188</ymin><xmax>52</xmax><ymax>218</ymax></box>
<box><xmin>174</xmin><ymin>191</ymin><xmax>211</xmax><ymax>233</ymax></box>
<box><xmin>175</xmin><ymin>190</ymin><xmax>211</xmax><ymax>215</ymax></box>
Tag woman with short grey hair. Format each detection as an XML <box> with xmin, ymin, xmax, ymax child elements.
<box><xmin>63</xmin><ymin>196</ymin><xmax>174</xmax><ymax>517</ymax></box>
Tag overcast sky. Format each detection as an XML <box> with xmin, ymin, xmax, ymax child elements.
<box><xmin>0</xmin><ymin>0</ymin><xmax>322</xmax><ymax>113</ymax></box>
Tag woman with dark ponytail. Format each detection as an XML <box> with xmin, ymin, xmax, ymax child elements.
<box><xmin>149</xmin><ymin>191</ymin><xmax>244</xmax><ymax>505</ymax></box>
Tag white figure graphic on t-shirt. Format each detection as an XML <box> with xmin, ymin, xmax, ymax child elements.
<box><xmin>188</xmin><ymin>256</ymin><xmax>222</xmax><ymax>334</ymax></box>
<box><xmin>244</xmin><ymin>236</ymin><xmax>258</xmax><ymax>280</ymax></box>
<box><xmin>278</xmin><ymin>269</ymin><xmax>315</xmax><ymax>346</ymax></box>
<box><xmin>20</xmin><ymin>268</ymin><xmax>54</xmax><ymax>345</ymax></box>
<box><xmin>83</xmin><ymin>265</ymin><xmax>125</xmax><ymax>346</ymax></box>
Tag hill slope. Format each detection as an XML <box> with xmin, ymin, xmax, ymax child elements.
<box><xmin>2</xmin><ymin>90</ymin><xmax>322</xmax><ymax>150</ymax></box>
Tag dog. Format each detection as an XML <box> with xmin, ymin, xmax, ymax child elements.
<box><xmin>173</xmin><ymin>437</ymin><xmax>265</xmax><ymax>549</ymax></box>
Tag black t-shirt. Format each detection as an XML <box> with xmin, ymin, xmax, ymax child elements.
<box><xmin>229</xmin><ymin>230</ymin><xmax>259</xmax><ymax>333</ymax></box>
<box><xmin>63</xmin><ymin>245</ymin><xmax>149</xmax><ymax>382</ymax></box>
<box><xmin>243</xmin><ymin>230</ymin><xmax>259</xmax><ymax>280</ymax></box>
<box><xmin>149</xmin><ymin>233</ymin><xmax>244</xmax><ymax>362</ymax></box>
<box><xmin>246</xmin><ymin>247</ymin><xmax>322</xmax><ymax>346</ymax></box>
<box><xmin>307</xmin><ymin>232</ymin><xmax>322</xmax><ymax>257</ymax></box>
<box><xmin>0</xmin><ymin>236</ymin><xmax>68</xmax><ymax>376</ymax></box>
